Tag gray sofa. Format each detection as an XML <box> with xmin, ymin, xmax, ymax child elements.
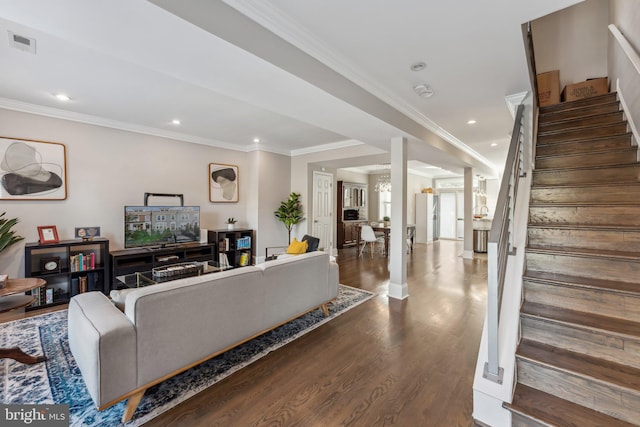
<box><xmin>67</xmin><ymin>251</ymin><xmax>339</xmax><ymax>422</ymax></box>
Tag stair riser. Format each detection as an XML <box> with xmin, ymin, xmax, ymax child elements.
<box><xmin>523</xmin><ymin>280</ymin><xmax>640</xmax><ymax>323</ymax></box>
<box><xmin>539</xmin><ymin>103</ymin><xmax>620</xmax><ymax>124</ymax></box>
<box><xmin>540</xmin><ymin>93</ymin><xmax>618</xmax><ymax>114</ymax></box>
<box><xmin>530</xmin><ymin>185</ymin><xmax>640</xmax><ymax>204</ymax></box>
<box><xmin>516</xmin><ymin>358</ymin><xmax>640</xmax><ymax>423</ymax></box>
<box><xmin>521</xmin><ymin>316</ymin><xmax>640</xmax><ymax>370</ymax></box>
<box><xmin>539</xmin><ymin>112</ymin><xmax>624</xmax><ymax>133</ymax></box>
<box><xmin>526</xmin><ymin>252</ymin><xmax>640</xmax><ymax>284</ymax></box>
<box><xmin>535</xmin><ymin>136</ymin><xmax>632</xmax><ymax>156</ymax></box>
<box><xmin>511</xmin><ymin>413</ymin><xmax>547</xmax><ymax>427</ymax></box>
<box><xmin>529</xmin><ymin>205</ymin><xmax>640</xmax><ymax>227</ymax></box>
<box><xmin>538</xmin><ymin>123</ymin><xmax>628</xmax><ymax>144</ymax></box>
<box><xmin>527</xmin><ymin>228</ymin><xmax>640</xmax><ymax>252</ymax></box>
<box><xmin>532</xmin><ymin>165</ymin><xmax>640</xmax><ymax>186</ymax></box>
<box><xmin>535</xmin><ymin>149</ymin><xmax>637</xmax><ymax>170</ymax></box>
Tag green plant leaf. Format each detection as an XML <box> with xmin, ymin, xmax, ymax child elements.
<box><xmin>0</xmin><ymin>212</ymin><xmax>24</xmax><ymax>254</ymax></box>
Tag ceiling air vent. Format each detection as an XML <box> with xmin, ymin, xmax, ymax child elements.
<box><xmin>8</xmin><ymin>31</ymin><xmax>36</xmax><ymax>54</ymax></box>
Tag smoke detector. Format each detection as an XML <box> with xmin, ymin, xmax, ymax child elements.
<box><xmin>8</xmin><ymin>31</ymin><xmax>36</xmax><ymax>54</ymax></box>
<box><xmin>413</xmin><ymin>83</ymin><xmax>434</xmax><ymax>98</ymax></box>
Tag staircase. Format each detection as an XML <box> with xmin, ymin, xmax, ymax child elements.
<box><xmin>504</xmin><ymin>92</ymin><xmax>640</xmax><ymax>426</ymax></box>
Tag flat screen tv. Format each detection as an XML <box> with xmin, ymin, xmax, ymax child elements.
<box><xmin>124</xmin><ymin>206</ymin><xmax>200</xmax><ymax>249</ymax></box>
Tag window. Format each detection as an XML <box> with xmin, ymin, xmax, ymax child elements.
<box><xmin>379</xmin><ymin>191</ymin><xmax>391</xmax><ymax>219</ymax></box>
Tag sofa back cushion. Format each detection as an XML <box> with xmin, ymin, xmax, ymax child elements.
<box><xmin>257</xmin><ymin>251</ymin><xmax>331</xmax><ymax>326</ymax></box>
<box><xmin>124</xmin><ymin>266</ymin><xmax>265</xmax><ymax>386</ymax></box>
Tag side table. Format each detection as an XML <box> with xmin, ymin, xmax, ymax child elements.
<box><xmin>0</xmin><ymin>278</ymin><xmax>47</xmax><ymax>364</ymax></box>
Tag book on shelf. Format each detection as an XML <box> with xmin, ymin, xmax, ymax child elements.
<box><xmin>239</xmin><ymin>252</ymin><xmax>249</xmax><ymax>266</ymax></box>
<box><xmin>219</xmin><ymin>252</ymin><xmax>230</xmax><ymax>269</ymax></box>
<box><xmin>237</xmin><ymin>236</ymin><xmax>251</xmax><ymax>250</ymax></box>
<box><xmin>79</xmin><ymin>276</ymin><xmax>88</xmax><ymax>293</ymax></box>
<box><xmin>70</xmin><ymin>252</ymin><xmax>97</xmax><ymax>272</ymax></box>
<box><xmin>45</xmin><ymin>287</ymin><xmax>54</xmax><ymax>304</ymax></box>
<box><xmin>71</xmin><ymin>277</ymin><xmax>79</xmax><ymax>295</ymax></box>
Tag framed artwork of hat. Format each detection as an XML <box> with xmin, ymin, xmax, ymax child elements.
<box><xmin>0</xmin><ymin>136</ymin><xmax>67</xmax><ymax>200</ymax></box>
<box><xmin>209</xmin><ymin>163</ymin><xmax>238</xmax><ymax>203</ymax></box>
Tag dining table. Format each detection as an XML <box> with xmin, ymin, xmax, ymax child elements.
<box><xmin>357</xmin><ymin>223</ymin><xmax>416</xmax><ymax>256</ymax></box>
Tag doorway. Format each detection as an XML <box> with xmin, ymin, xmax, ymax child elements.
<box><xmin>312</xmin><ymin>171</ymin><xmax>334</xmax><ymax>251</ymax></box>
<box><xmin>439</xmin><ymin>191</ymin><xmax>464</xmax><ymax>240</ymax></box>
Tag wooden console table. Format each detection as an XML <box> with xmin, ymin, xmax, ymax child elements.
<box><xmin>0</xmin><ymin>278</ymin><xmax>47</xmax><ymax>364</ymax></box>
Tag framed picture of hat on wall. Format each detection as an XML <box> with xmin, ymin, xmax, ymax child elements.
<box><xmin>209</xmin><ymin>163</ymin><xmax>238</xmax><ymax>203</ymax></box>
<box><xmin>0</xmin><ymin>136</ymin><xmax>67</xmax><ymax>200</ymax></box>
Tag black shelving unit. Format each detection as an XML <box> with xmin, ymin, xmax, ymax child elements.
<box><xmin>24</xmin><ymin>238</ymin><xmax>110</xmax><ymax>311</ymax></box>
<box><xmin>208</xmin><ymin>228</ymin><xmax>254</xmax><ymax>268</ymax></box>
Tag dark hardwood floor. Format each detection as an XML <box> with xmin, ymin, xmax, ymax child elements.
<box><xmin>0</xmin><ymin>239</ymin><xmax>488</xmax><ymax>426</ymax></box>
<box><xmin>146</xmin><ymin>240</ymin><xmax>488</xmax><ymax>426</ymax></box>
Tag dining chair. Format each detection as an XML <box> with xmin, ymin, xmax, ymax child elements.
<box><xmin>359</xmin><ymin>225</ymin><xmax>383</xmax><ymax>258</ymax></box>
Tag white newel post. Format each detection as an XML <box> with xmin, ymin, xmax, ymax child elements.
<box><xmin>388</xmin><ymin>136</ymin><xmax>409</xmax><ymax>300</ymax></box>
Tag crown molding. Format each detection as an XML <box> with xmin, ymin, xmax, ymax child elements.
<box><xmin>0</xmin><ymin>97</ymin><xmax>251</xmax><ymax>151</ymax></box>
<box><xmin>290</xmin><ymin>139</ymin><xmax>364</xmax><ymax>157</ymax></box>
<box><xmin>504</xmin><ymin>91</ymin><xmax>529</xmax><ymax>119</ymax></box>
<box><xmin>223</xmin><ymin>0</ymin><xmax>497</xmax><ymax>172</ymax></box>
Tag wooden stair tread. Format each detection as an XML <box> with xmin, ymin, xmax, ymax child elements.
<box><xmin>523</xmin><ymin>270</ymin><xmax>640</xmax><ymax>296</ymax></box>
<box><xmin>517</xmin><ymin>339</ymin><xmax>640</xmax><ymax>392</ymax></box>
<box><xmin>539</xmin><ymin>93</ymin><xmax>618</xmax><ymax>114</ymax></box>
<box><xmin>527</xmin><ymin>223</ymin><xmax>640</xmax><ymax>231</ymax></box>
<box><xmin>535</xmin><ymin>146</ymin><xmax>636</xmax><ymax>160</ymax></box>
<box><xmin>538</xmin><ymin>122</ymin><xmax>627</xmax><ymax>137</ymax></box>
<box><xmin>531</xmin><ymin>182</ymin><xmax>640</xmax><ymax>190</ymax></box>
<box><xmin>533</xmin><ymin>163</ymin><xmax>640</xmax><ymax>174</ymax></box>
<box><xmin>505</xmin><ymin>384</ymin><xmax>637</xmax><ymax>427</ymax></box>
<box><xmin>536</xmin><ymin>132</ymin><xmax>632</xmax><ymax>147</ymax></box>
<box><xmin>521</xmin><ymin>302</ymin><xmax>640</xmax><ymax>341</ymax></box>
<box><xmin>527</xmin><ymin>244</ymin><xmax>640</xmax><ymax>261</ymax></box>
<box><xmin>539</xmin><ymin>100</ymin><xmax>621</xmax><ymax>122</ymax></box>
<box><xmin>539</xmin><ymin>111</ymin><xmax>624</xmax><ymax>129</ymax></box>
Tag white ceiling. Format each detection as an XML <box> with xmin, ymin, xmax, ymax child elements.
<box><xmin>0</xmin><ymin>0</ymin><xmax>581</xmax><ymax>178</ymax></box>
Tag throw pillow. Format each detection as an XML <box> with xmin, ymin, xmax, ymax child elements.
<box><xmin>110</xmin><ymin>288</ymin><xmax>136</xmax><ymax>311</ymax></box>
<box><xmin>286</xmin><ymin>238</ymin><xmax>308</xmax><ymax>254</ymax></box>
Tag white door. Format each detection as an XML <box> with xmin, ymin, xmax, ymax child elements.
<box><xmin>312</xmin><ymin>171</ymin><xmax>333</xmax><ymax>251</ymax></box>
<box><xmin>439</xmin><ymin>192</ymin><xmax>457</xmax><ymax>239</ymax></box>
<box><xmin>440</xmin><ymin>191</ymin><xmax>464</xmax><ymax>240</ymax></box>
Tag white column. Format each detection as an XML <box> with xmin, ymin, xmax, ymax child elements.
<box><xmin>388</xmin><ymin>137</ymin><xmax>409</xmax><ymax>300</ymax></box>
<box><xmin>463</xmin><ymin>167</ymin><xmax>474</xmax><ymax>259</ymax></box>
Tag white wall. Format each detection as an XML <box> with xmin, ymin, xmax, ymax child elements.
<box><xmin>609</xmin><ymin>0</ymin><xmax>640</xmax><ymax>143</ymax></box>
<box><xmin>532</xmin><ymin>0</ymin><xmax>609</xmax><ymax>90</ymax></box>
<box><xmin>0</xmin><ymin>108</ymin><xmax>259</xmax><ymax>277</ymax></box>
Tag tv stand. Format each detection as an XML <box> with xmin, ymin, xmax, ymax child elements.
<box><xmin>110</xmin><ymin>243</ymin><xmax>215</xmax><ymax>291</ymax></box>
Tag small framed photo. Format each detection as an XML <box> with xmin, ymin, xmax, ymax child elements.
<box><xmin>209</xmin><ymin>163</ymin><xmax>238</xmax><ymax>203</ymax></box>
<box><xmin>37</xmin><ymin>225</ymin><xmax>59</xmax><ymax>244</ymax></box>
<box><xmin>75</xmin><ymin>226</ymin><xmax>100</xmax><ymax>241</ymax></box>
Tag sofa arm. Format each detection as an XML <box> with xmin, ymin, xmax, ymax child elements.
<box><xmin>329</xmin><ymin>261</ymin><xmax>340</xmax><ymax>299</ymax></box>
<box><xmin>68</xmin><ymin>292</ymin><xmax>137</xmax><ymax>408</ymax></box>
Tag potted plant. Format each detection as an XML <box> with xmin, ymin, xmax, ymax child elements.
<box><xmin>383</xmin><ymin>216</ymin><xmax>390</xmax><ymax>227</ymax></box>
<box><xmin>0</xmin><ymin>212</ymin><xmax>24</xmax><ymax>287</ymax></box>
<box><xmin>274</xmin><ymin>192</ymin><xmax>305</xmax><ymax>243</ymax></box>
<box><xmin>226</xmin><ymin>217</ymin><xmax>238</xmax><ymax>230</ymax></box>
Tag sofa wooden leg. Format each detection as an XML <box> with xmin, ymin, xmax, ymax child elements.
<box><xmin>122</xmin><ymin>389</ymin><xmax>146</xmax><ymax>423</ymax></box>
<box><xmin>321</xmin><ymin>303</ymin><xmax>329</xmax><ymax>317</ymax></box>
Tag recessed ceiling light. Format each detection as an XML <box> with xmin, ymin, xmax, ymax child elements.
<box><xmin>410</xmin><ymin>62</ymin><xmax>427</xmax><ymax>72</ymax></box>
<box><xmin>467</xmin><ymin>119</ymin><xmax>477</xmax><ymax>125</ymax></box>
<box><xmin>54</xmin><ymin>93</ymin><xmax>70</xmax><ymax>101</ymax></box>
<box><xmin>491</xmin><ymin>143</ymin><xmax>498</xmax><ymax>147</ymax></box>
<box><xmin>253</xmin><ymin>138</ymin><xmax>260</xmax><ymax>143</ymax></box>
<box><xmin>413</xmin><ymin>84</ymin><xmax>434</xmax><ymax>98</ymax></box>
<box><xmin>171</xmin><ymin>119</ymin><xmax>181</xmax><ymax>125</ymax></box>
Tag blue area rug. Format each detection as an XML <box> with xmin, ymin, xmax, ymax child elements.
<box><xmin>0</xmin><ymin>284</ymin><xmax>374</xmax><ymax>426</ymax></box>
